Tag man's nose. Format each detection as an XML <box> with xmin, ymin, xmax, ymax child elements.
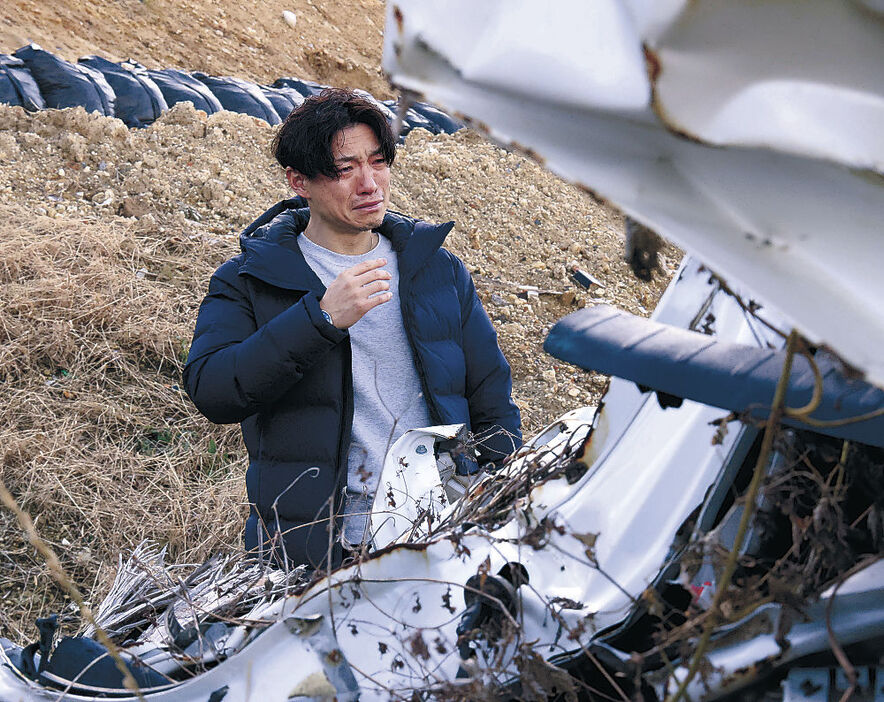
<box><xmin>355</xmin><ymin>164</ymin><xmax>377</xmax><ymax>192</ymax></box>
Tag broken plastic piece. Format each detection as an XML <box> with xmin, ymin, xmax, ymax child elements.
<box><xmin>569</xmin><ymin>265</ymin><xmax>604</xmax><ymax>290</ymax></box>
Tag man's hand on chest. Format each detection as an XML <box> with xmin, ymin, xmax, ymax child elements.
<box><xmin>319</xmin><ymin>257</ymin><xmax>392</xmax><ymax>329</ymax></box>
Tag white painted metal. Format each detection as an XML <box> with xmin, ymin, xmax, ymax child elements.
<box><xmin>0</xmin><ymin>262</ymin><xmax>874</xmax><ymax>701</ymax></box>
<box><xmin>369</xmin><ymin>423</ymin><xmax>464</xmax><ymax>548</ymax></box>
<box><xmin>201</xmin><ymin>263</ymin><xmax>776</xmax><ymax>700</ymax></box>
<box><xmin>0</xmin><ymin>614</ymin><xmax>353</xmax><ymax>702</ymax></box>
<box><xmin>384</xmin><ymin>0</ymin><xmax>884</xmax><ymax>387</ymax></box>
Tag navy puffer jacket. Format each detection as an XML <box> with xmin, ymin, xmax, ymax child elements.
<box><xmin>183</xmin><ymin>198</ymin><xmax>521</xmax><ymax>568</ymax></box>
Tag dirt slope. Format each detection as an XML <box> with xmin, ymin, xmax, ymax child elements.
<box><xmin>1</xmin><ymin>0</ymin><xmax>391</xmax><ymax>97</ymax></box>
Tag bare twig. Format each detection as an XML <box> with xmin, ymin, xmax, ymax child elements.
<box><xmin>0</xmin><ymin>481</ymin><xmax>146</xmax><ymax>701</ymax></box>
<box><xmin>664</xmin><ymin>329</ymin><xmax>799</xmax><ymax>702</ymax></box>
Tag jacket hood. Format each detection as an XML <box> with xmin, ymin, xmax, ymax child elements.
<box><xmin>237</xmin><ymin>197</ymin><xmax>455</xmax><ymax>292</ymax></box>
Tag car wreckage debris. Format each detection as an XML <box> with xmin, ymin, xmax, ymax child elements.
<box><xmin>2</xmin><ymin>283</ymin><xmax>881</xmax><ymax>699</ymax></box>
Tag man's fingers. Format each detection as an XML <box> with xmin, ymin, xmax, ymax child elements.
<box><xmin>353</xmin><ymin>267</ymin><xmax>392</xmax><ymax>286</ymax></box>
<box><xmin>346</xmin><ymin>258</ymin><xmax>387</xmax><ymax>277</ymax></box>
<box><xmin>361</xmin><ymin>280</ymin><xmax>391</xmax><ymax>295</ymax></box>
<box><xmin>321</xmin><ymin>258</ymin><xmax>393</xmax><ymax>328</ymax></box>
<box><xmin>365</xmin><ymin>291</ymin><xmax>393</xmax><ymax>310</ymax></box>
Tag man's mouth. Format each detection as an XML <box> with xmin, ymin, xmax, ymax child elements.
<box><xmin>354</xmin><ymin>200</ymin><xmax>383</xmax><ymax>211</ymax></box>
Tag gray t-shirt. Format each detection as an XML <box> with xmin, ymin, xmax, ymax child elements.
<box><xmin>298</xmin><ymin>233</ymin><xmax>432</xmax><ymax>547</ymax></box>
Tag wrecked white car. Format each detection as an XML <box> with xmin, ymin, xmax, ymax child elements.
<box><xmin>3</xmin><ymin>260</ymin><xmax>881</xmax><ymax>702</ymax></box>
<box><xmin>2</xmin><ymin>1</ymin><xmax>883</xmax><ymax>700</ymax></box>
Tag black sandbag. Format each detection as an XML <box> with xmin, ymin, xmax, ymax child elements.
<box><xmin>40</xmin><ymin>637</ymin><xmax>169</xmax><ymax>691</ymax></box>
<box><xmin>193</xmin><ymin>73</ymin><xmax>280</xmax><ymax>124</ymax></box>
<box><xmin>260</xmin><ymin>85</ymin><xmax>304</xmax><ymax>121</ymax></box>
<box><xmin>79</xmin><ymin>56</ymin><xmax>167</xmax><ymax>128</ymax></box>
<box><xmin>14</xmin><ymin>44</ymin><xmax>115</xmax><ymax>117</ymax></box>
<box><xmin>147</xmin><ymin>68</ymin><xmax>223</xmax><ymax>114</ymax></box>
<box><xmin>353</xmin><ymin>88</ymin><xmax>396</xmax><ymax>124</ymax></box>
<box><xmin>381</xmin><ymin>98</ymin><xmax>415</xmax><ymax>139</ymax></box>
<box><xmin>0</xmin><ymin>54</ymin><xmax>45</xmax><ymax>111</ymax></box>
<box><xmin>272</xmin><ymin>77</ymin><xmax>327</xmax><ymax>98</ymax></box>
<box><xmin>411</xmin><ymin>101</ymin><xmax>462</xmax><ymax>134</ymax></box>
<box><xmin>382</xmin><ymin>98</ymin><xmax>437</xmax><ymax>136</ymax></box>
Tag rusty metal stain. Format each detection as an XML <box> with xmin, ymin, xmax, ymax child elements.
<box><xmin>719</xmin><ymin>652</ymin><xmax>784</xmax><ymax>690</ymax></box>
<box><xmin>574</xmin><ymin>182</ymin><xmax>614</xmax><ymax>211</ymax></box>
<box><xmin>642</xmin><ymin>44</ymin><xmax>661</xmax><ymax>83</ymax></box>
<box><xmin>651</xmin><ymin>93</ymin><xmax>713</xmax><ymax>146</ymax></box>
<box><xmin>392</xmin><ymin>5</ymin><xmax>404</xmax><ymax>34</ymax></box>
<box><xmin>364</xmin><ymin>539</ymin><xmax>432</xmax><ymax>561</ymax></box>
<box><xmin>452</xmin><ymin>111</ymin><xmax>493</xmax><ymax>137</ymax></box>
<box><xmin>509</xmin><ymin>140</ymin><xmax>547</xmax><ymax>168</ymax></box>
<box><xmin>641</xmin><ymin>44</ymin><xmax>719</xmax><ymax>148</ymax></box>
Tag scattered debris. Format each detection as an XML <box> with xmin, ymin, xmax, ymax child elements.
<box><xmin>568</xmin><ymin>264</ymin><xmax>604</xmax><ymax>290</ymax></box>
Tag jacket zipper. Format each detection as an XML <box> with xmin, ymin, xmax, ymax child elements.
<box><xmin>400</xmin><ymin>275</ymin><xmax>443</xmax><ymax>426</ymax></box>
<box><xmin>335</xmin><ymin>338</ymin><xmax>354</xmax><ymax>524</ymax></box>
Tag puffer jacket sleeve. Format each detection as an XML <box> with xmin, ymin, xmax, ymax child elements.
<box><xmin>183</xmin><ymin>259</ymin><xmax>347</xmax><ymax>424</ymax></box>
<box><xmin>451</xmin><ymin>254</ymin><xmax>523</xmax><ymax>467</ymax></box>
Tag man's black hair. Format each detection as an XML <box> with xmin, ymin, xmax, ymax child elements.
<box><xmin>272</xmin><ymin>88</ymin><xmax>396</xmax><ymax>179</ymax></box>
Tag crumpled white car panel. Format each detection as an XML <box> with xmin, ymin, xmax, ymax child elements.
<box><xmin>234</xmin><ymin>261</ymin><xmax>782</xmax><ymax>699</ymax></box>
<box><xmin>0</xmin><ymin>261</ymin><xmax>863</xmax><ymax>702</ymax></box>
<box><xmin>384</xmin><ymin>0</ymin><xmax>884</xmax><ymax>388</ymax></box>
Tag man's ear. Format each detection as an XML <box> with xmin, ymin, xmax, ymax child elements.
<box><xmin>286</xmin><ymin>168</ymin><xmax>310</xmax><ymax>198</ymax></box>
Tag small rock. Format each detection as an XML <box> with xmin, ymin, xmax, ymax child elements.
<box><xmin>0</xmin><ymin>132</ymin><xmax>20</xmax><ymax>160</ymax></box>
<box><xmin>119</xmin><ymin>196</ymin><xmax>150</xmax><ymax>219</ymax></box>
<box><xmin>567</xmin><ymin>387</ymin><xmax>580</xmax><ymax>398</ymax></box>
<box><xmin>560</xmin><ymin>291</ymin><xmax>576</xmax><ymax>305</ymax></box>
<box><xmin>19</xmin><ymin>132</ymin><xmax>41</xmax><ymax>148</ymax></box>
<box><xmin>123</xmin><ymin>170</ymin><xmax>151</xmax><ymax>195</ymax></box>
<box><xmin>201</xmin><ymin>178</ymin><xmax>227</xmax><ymax>207</ymax></box>
<box><xmin>282</xmin><ymin>9</ymin><xmax>298</xmax><ymax>28</ymax></box>
<box><xmin>184</xmin><ymin>206</ymin><xmax>203</xmax><ymax>222</ymax></box>
<box><xmin>542</xmin><ymin>369</ymin><xmax>556</xmax><ymax>385</ymax></box>
<box><xmin>91</xmin><ymin>189</ymin><xmax>114</xmax><ymax>206</ymax></box>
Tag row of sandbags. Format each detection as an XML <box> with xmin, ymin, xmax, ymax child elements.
<box><xmin>0</xmin><ymin>44</ymin><xmax>462</xmax><ymax>136</ymax></box>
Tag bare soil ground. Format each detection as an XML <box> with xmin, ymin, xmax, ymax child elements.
<box><xmin>1</xmin><ymin>0</ymin><xmax>392</xmax><ymax>97</ymax></box>
<box><xmin>0</xmin><ymin>3</ymin><xmax>678</xmax><ymax>640</ymax></box>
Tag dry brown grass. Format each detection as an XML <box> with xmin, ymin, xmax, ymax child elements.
<box><xmin>0</xmin><ymin>203</ymin><xmax>246</xmax><ymax>642</ymax></box>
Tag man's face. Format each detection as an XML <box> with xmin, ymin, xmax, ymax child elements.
<box><xmin>288</xmin><ymin>123</ymin><xmax>391</xmax><ymax>237</ymax></box>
